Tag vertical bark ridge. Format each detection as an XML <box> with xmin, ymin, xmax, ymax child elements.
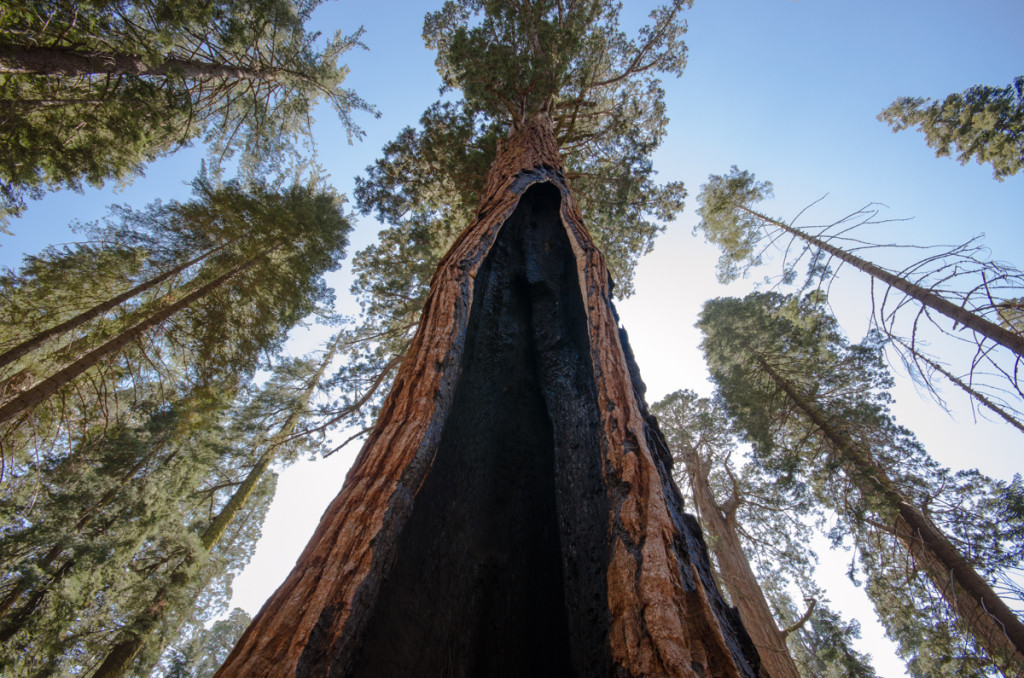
<box><xmin>216</xmin><ymin>115</ymin><xmax>759</xmax><ymax>677</ymax></box>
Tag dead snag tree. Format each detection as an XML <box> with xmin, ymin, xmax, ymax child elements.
<box><xmin>216</xmin><ymin>115</ymin><xmax>760</xmax><ymax>677</ymax></box>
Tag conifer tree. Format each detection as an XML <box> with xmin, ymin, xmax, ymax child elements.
<box><xmin>163</xmin><ymin>608</ymin><xmax>253</xmax><ymax>678</ymax></box>
<box><xmin>0</xmin><ymin>178</ymin><xmax>350</xmax><ymax>477</ymax></box>
<box><xmin>0</xmin><ymin>0</ymin><xmax>372</xmax><ymax>220</ymax></box>
<box><xmin>653</xmin><ymin>389</ymin><xmax>877</xmax><ymax>678</ymax></box>
<box><xmin>879</xmin><ymin>76</ymin><xmax>1024</xmax><ymax>180</ymax></box>
<box><xmin>90</xmin><ymin>335</ymin><xmax>342</xmax><ymax>677</ymax></box>
<box><xmin>0</xmin><ymin>389</ymin><xmax>239</xmax><ymax>673</ymax></box>
<box><xmin>698</xmin><ymin>291</ymin><xmax>1024</xmax><ymax>676</ymax></box>
<box><xmin>0</xmin><ymin>178</ymin><xmax>351</xmax><ymax>675</ymax></box>
<box><xmin>695</xmin><ymin>166</ymin><xmax>1024</xmax><ymax>431</ymax></box>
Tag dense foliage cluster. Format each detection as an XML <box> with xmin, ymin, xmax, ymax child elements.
<box><xmin>0</xmin><ymin>177</ymin><xmax>350</xmax><ymax>675</ymax></box>
<box><xmin>879</xmin><ymin>75</ymin><xmax>1024</xmax><ymax>181</ymax></box>
<box><xmin>0</xmin><ymin>0</ymin><xmax>371</xmax><ymax>221</ymax></box>
<box><xmin>698</xmin><ymin>293</ymin><xmax>1024</xmax><ymax>676</ymax></box>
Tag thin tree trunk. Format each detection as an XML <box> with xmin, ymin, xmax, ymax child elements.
<box><xmin>90</xmin><ymin>338</ymin><xmax>341</xmax><ymax>678</ymax></box>
<box><xmin>742</xmin><ymin>206</ymin><xmax>1024</xmax><ymax>359</ymax></box>
<box><xmin>758</xmin><ymin>357</ymin><xmax>1024</xmax><ymax>676</ymax></box>
<box><xmin>0</xmin><ymin>44</ymin><xmax>279</xmax><ymax>82</ymax></box>
<box><xmin>0</xmin><ymin>560</ymin><xmax>74</xmax><ymax>644</ymax></box>
<box><xmin>0</xmin><ymin>243</ymin><xmax>230</xmax><ymax>370</ymax></box>
<box><xmin>215</xmin><ymin>115</ymin><xmax>759</xmax><ymax>678</ymax></box>
<box><xmin>682</xmin><ymin>449</ymin><xmax>801</xmax><ymax>678</ymax></box>
<box><xmin>0</xmin><ymin>253</ymin><xmax>263</xmax><ymax>426</ymax></box>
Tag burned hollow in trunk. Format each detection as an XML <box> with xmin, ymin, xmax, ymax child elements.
<box><xmin>328</xmin><ymin>182</ymin><xmax>609</xmax><ymax>676</ymax></box>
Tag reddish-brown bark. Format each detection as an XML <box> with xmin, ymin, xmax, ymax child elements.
<box><xmin>216</xmin><ymin>115</ymin><xmax>759</xmax><ymax>677</ymax></box>
<box><xmin>681</xmin><ymin>446</ymin><xmax>802</xmax><ymax>678</ymax></box>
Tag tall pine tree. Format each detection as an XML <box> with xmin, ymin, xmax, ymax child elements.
<box><xmin>0</xmin><ymin>0</ymin><xmax>372</xmax><ymax>220</ymax></box>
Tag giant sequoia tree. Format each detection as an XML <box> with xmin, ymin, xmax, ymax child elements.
<box><xmin>216</xmin><ymin>2</ymin><xmax>760</xmax><ymax>676</ymax></box>
<box><xmin>652</xmin><ymin>390</ymin><xmax>878</xmax><ymax>678</ymax></box>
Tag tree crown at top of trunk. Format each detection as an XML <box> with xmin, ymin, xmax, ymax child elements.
<box><xmin>878</xmin><ymin>75</ymin><xmax>1024</xmax><ymax>181</ymax></box>
<box><xmin>355</xmin><ymin>1</ymin><xmax>690</xmax><ymax>308</ymax></box>
<box><xmin>424</xmin><ymin>0</ymin><xmax>690</xmax><ymax>129</ymax></box>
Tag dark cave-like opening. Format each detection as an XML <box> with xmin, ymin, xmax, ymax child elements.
<box><xmin>343</xmin><ymin>182</ymin><xmax>611</xmax><ymax>677</ymax></box>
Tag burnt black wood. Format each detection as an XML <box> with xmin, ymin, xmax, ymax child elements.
<box><xmin>339</xmin><ymin>183</ymin><xmax>610</xmax><ymax>677</ymax></box>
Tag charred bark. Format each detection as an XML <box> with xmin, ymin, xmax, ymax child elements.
<box><xmin>216</xmin><ymin>116</ymin><xmax>760</xmax><ymax>678</ymax></box>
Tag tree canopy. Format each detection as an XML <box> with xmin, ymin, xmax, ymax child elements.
<box><xmin>0</xmin><ymin>0</ymin><xmax>373</xmax><ymax>221</ymax></box>
<box><xmin>698</xmin><ymin>291</ymin><xmax>1024</xmax><ymax>676</ymax></box>
<box><xmin>653</xmin><ymin>388</ymin><xmax>878</xmax><ymax>678</ymax></box>
<box><xmin>695</xmin><ymin>165</ymin><xmax>1024</xmax><ymax>434</ymax></box>
<box><xmin>879</xmin><ymin>75</ymin><xmax>1024</xmax><ymax>181</ymax></box>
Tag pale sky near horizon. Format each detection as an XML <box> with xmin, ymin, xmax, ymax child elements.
<box><xmin>2</xmin><ymin>1</ymin><xmax>1023</xmax><ymax>675</ymax></box>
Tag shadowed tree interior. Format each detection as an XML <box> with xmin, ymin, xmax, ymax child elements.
<box><xmin>308</xmin><ymin>182</ymin><xmax>612</xmax><ymax>677</ymax></box>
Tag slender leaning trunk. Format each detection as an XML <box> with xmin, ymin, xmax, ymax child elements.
<box><xmin>742</xmin><ymin>206</ymin><xmax>1024</xmax><ymax>359</ymax></box>
<box><xmin>759</xmin><ymin>358</ymin><xmax>1024</xmax><ymax>676</ymax></box>
<box><xmin>900</xmin><ymin>346</ymin><xmax>1024</xmax><ymax>435</ymax></box>
<box><xmin>0</xmin><ymin>44</ymin><xmax>277</xmax><ymax>82</ymax></box>
<box><xmin>0</xmin><ymin>254</ymin><xmax>262</xmax><ymax>426</ymax></box>
<box><xmin>0</xmin><ymin>243</ymin><xmax>230</xmax><ymax>370</ymax></box>
<box><xmin>216</xmin><ymin>115</ymin><xmax>760</xmax><ymax>677</ymax></box>
<box><xmin>683</xmin><ymin>451</ymin><xmax>801</xmax><ymax>678</ymax></box>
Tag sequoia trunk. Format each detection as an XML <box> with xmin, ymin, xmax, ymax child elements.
<box><xmin>683</xmin><ymin>450</ymin><xmax>801</xmax><ymax>678</ymax></box>
<box><xmin>215</xmin><ymin>116</ymin><xmax>759</xmax><ymax>677</ymax></box>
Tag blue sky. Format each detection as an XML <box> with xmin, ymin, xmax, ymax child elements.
<box><xmin>3</xmin><ymin>1</ymin><xmax>1023</xmax><ymax>674</ymax></box>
